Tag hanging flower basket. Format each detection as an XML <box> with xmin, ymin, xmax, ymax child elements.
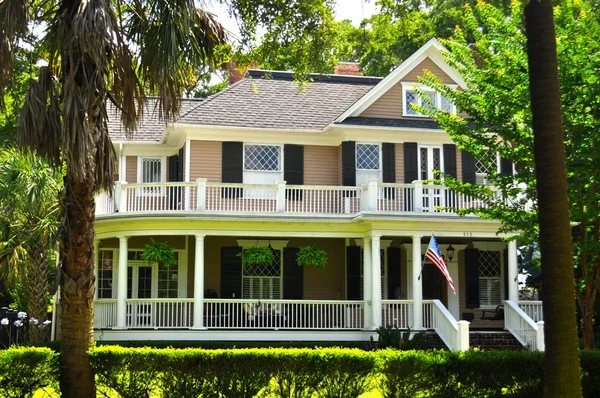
<box><xmin>141</xmin><ymin>240</ymin><xmax>177</xmax><ymax>268</ymax></box>
<box><xmin>237</xmin><ymin>246</ymin><xmax>274</xmax><ymax>268</ymax></box>
<box><xmin>297</xmin><ymin>246</ymin><xmax>328</xmax><ymax>268</ymax></box>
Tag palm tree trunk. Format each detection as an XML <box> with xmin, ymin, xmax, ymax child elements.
<box><xmin>26</xmin><ymin>247</ymin><xmax>49</xmax><ymax>344</ymax></box>
<box><xmin>524</xmin><ymin>0</ymin><xmax>582</xmax><ymax>396</ymax></box>
<box><xmin>59</xmin><ymin>170</ymin><xmax>96</xmax><ymax>397</ymax></box>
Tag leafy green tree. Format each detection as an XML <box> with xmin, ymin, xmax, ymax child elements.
<box><xmin>0</xmin><ymin>148</ymin><xmax>61</xmax><ymax>344</ymax></box>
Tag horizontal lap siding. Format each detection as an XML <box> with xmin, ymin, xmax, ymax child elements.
<box><xmin>304</xmin><ymin>146</ymin><xmax>339</xmax><ymax>185</ymax></box>
<box><xmin>395</xmin><ymin>144</ymin><xmax>404</xmax><ymax>183</ymax></box>
<box><xmin>126</xmin><ymin>156</ymin><xmax>137</xmax><ymax>183</ymax></box>
<box><xmin>338</xmin><ymin>145</ymin><xmax>343</xmax><ymax>185</ymax></box>
<box><xmin>190</xmin><ymin>141</ymin><xmax>222</xmax><ymax>182</ymax></box>
<box><xmin>359</xmin><ymin>58</ymin><xmax>458</xmax><ymax>120</ymax></box>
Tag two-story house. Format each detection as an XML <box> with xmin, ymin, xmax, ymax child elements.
<box><xmin>90</xmin><ymin>39</ymin><xmax>544</xmax><ymax>351</ymax></box>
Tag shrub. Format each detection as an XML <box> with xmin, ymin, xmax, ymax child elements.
<box><xmin>0</xmin><ymin>347</ymin><xmax>59</xmax><ymax>398</ymax></box>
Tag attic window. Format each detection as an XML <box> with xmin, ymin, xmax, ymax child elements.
<box><xmin>402</xmin><ymin>83</ymin><xmax>456</xmax><ymax>117</ymax></box>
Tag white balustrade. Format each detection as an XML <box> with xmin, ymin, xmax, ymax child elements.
<box><xmin>95</xmin><ymin>181</ymin><xmax>496</xmax><ymax>217</ymax></box>
<box><xmin>381</xmin><ymin>300</ymin><xmax>414</xmax><ymax>328</ymax></box>
<box><xmin>505</xmin><ymin>300</ymin><xmax>544</xmax><ymax>351</ymax></box>
<box><xmin>124</xmin><ymin>299</ymin><xmax>194</xmax><ymax>329</ymax></box>
<box><xmin>519</xmin><ymin>300</ymin><xmax>544</xmax><ymax>322</ymax></box>
<box><xmin>426</xmin><ymin>299</ymin><xmax>469</xmax><ymax>351</ymax></box>
<box><xmin>284</xmin><ymin>185</ymin><xmax>362</xmax><ymax>214</ymax></box>
<box><xmin>94</xmin><ymin>300</ymin><xmax>117</xmax><ymax>328</ymax></box>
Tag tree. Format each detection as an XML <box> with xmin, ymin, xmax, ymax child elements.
<box><xmin>0</xmin><ymin>148</ymin><xmax>61</xmax><ymax>344</ymax></box>
<box><xmin>1</xmin><ymin>1</ymin><xmax>226</xmax><ymax>395</ymax></box>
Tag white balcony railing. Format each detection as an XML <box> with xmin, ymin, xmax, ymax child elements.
<box><xmin>505</xmin><ymin>300</ymin><xmax>545</xmax><ymax>351</ymax></box>
<box><xmin>97</xmin><ymin>179</ymin><xmax>492</xmax><ymax>217</ymax></box>
<box><xmin>519</xmin><ymin>300</ymin><xmax>543</xmax><ymax>322</ymax></box>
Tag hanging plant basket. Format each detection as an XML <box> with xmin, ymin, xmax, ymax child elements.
<box><xmin>141</xmin><ymin>240</ymin><xmax>177</xmax><ymax>268</ymax></box>
<box><xmin>297</xmin><ymin>246</ymin><xmax>328</xmax><ymax>268</ymax></box>
<box><xmin>237</xmin><ymin>246</ymin><xmax>274</xmax><ymax>268</ymax></box>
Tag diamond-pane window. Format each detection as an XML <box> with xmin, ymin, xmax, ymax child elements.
<box><xmin>440</xmin><ymin>96</ymin><xmax>453</xmax><ymax>112</ymax></box>
<box><xmin>356</xmin><ymin>144</ymin><xmax>380</xmax><ymax>170</ymax></box>
<box><xmin>244</xmin><ymin>145</ymin><xmax>281</xmax><ymax>171</ymax></box>
<box><xmin>242</xmin><ymin>249</ymin><xmax>282</xmax><ymax>299</ymax></box>
<box><xmin>405</xmin><ymin>91</ymin><xmax>418</xmax><ymax>115</ymax></box>
<box><xmin>479</xmin><ymin>251</ymin><xmax>501</xmax><ymax>277</ymax></box>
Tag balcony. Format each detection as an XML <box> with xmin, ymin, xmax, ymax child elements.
<box><xmin>95</xmin><ymin>179</ymin><xmax>494</xmax><ymax>218</ymax></box>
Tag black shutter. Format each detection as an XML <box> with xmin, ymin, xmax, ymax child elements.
<box><xmin>462</xmin><ymin>150</ymin><xmax>476</xmax><ymax>184</ymax></box>
<box><xmin>342</xmin><ymin>141</ymin><xmax>356</xmax><ymax>187</ymax></box>
<box><xmin>465</xmin><ymin>248</ymin><xmax>480</xmax><ymax>308</ymax></box>
<box><xmin>283</xmin><ymin>248</ymin><xmax>303</xmax><ymax>299</ymax></box>
<box><xmin>500</xmin><ymin>157</ymin><xmax>513</xmax><ymax>176</ymax></box>
<box><xmin>284</xmin><ymin>144</ymin><xmax>304</xmax><ymax>200</ymax></box>
<box><xmin>168</xmin><ymin>155</ymin><xmax>179</xmax><ymax>182</ymax></box>
<box><xmin>387</xmin><ymin>247</ymin><xmax>401</xmax><ymax>299</ymax></box>
<box><xmin>382</xmin><ymin>143</ymin><xmax>396</xmax><ymax>199</ymax></box>
<box><xmin>167</xmin><ymin>150</ymin><xmax>184</xmax><ymax>209</ymax></box>
<box><xmin>403</xmin><ymin>142</ymin><xmax>418</xmax><ymax>183</ymax></box>
<box><xmin>220</xmin><ymin>247</ymin><xmax>242</xmax><ymax>299</ymax></box>
<box><xmin>443</xmin><ymin>144</ymin><xmax>457</xmax><ymax>179</ymax></box>
<box><xmin>503</xmin><ymin>248</ymin><xmax>509</xmax><ymax>300</ymax></box>
<box><xmin>222</xmin><ymin>142</ymin><xmax>243</xmax><ymax>198</ymax></box>
<box><xmin>346</xmin><ymin>246</ymin><xmax>361</xmax><ymax>300</ymax></box>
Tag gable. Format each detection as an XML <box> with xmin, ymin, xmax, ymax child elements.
<box><xmin>359</xmin><ymin>57</ymin><xmax>457</xmax><ymax>120</ymax></box>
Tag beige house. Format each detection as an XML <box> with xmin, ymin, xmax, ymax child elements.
<box><xmin>92</xmin><ymin>39</ymin><xmax>544</xmax><ymax>350</ymax></box>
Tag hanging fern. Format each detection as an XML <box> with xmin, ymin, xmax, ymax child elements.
<box><xmin>297</xmin><ymin>246</ymin><xmax>327</xmax><ymax>268</ymax></box>
<box><xmin>141</xmin><ymin>240</ymin><xmax>177</xmax><ymax>268</ymax></box>
<box><xmin>237</xmin><ymin>246</ymin><xmax>274</xmax><ymax>268</ymax></box>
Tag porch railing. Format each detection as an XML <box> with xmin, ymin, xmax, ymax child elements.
<box><xmin>505</xmin><ymin>300</ymin><xmax>545</xmax><ymax>351</ymax></box>
<box><xmin>95</xmin><ymin>299</ymin><xmax>117</xmax><ymax>328</ymax></box>
<box><xmin>518</xmin><ymin>300</ymin><xmax>543</xmax><ymax>322</ymax></box>
<box><xmin>425</xmin><ymin>299</ymin><xmax>469</xmax><ymax>351</ymax></box>
<box><xmin>381</xmin><ymin>300</ymin><xmax>414</xmax><ymax>328</ymax></box>
<box><xmin>98</xmin><ymin>179</ymin><xmax>492</xmax><ymax>217</ymax></box>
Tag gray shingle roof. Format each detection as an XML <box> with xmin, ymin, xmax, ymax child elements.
<box><xmin>176</xmin><ymin>70</ymin><xmax>380</xmax><ymax>130</ymax></box>
<box><xmin>107</xmin><ymin>98</ymin><xmax>203</xmax><ymax>142</ymax></box>
<box><xmin>338</xmin><ymin>117</ymin><xmax>441</xmax><ymax>129</ymax></box>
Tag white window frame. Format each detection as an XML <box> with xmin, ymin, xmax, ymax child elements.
<box><xmin>401</xmin><ymin>82</ymin><xmax>457</xmax><ymax>117</ymax></box>
<box><xmin>477</xmin><ymin>250</ymin><xmax>503</xmax><ymax>309</ymax></box>
<box><xmin>417</xmin><ymin>144</ymin><xmax>445</xmax><ymax>181</ymax></box>
<box><xmin>242</xmin><ymin>144</ymin><xmax>283</xmax><ymax>198</ymax></box>
<box><xmin>475</xmin><ymin>151</ymin><xmax>500</xmax><ymax>186</ymax></box>
<box><xmin>126</xmin><ymin>249</ymin><xmax>181</xmax><ymax>299</ymax></box>
<box><xmin>137</xmin><ymin>156</ymin><xmax>167</xmax><ymax>196</ymax></box>
<box><xmin>237</xmin><ymin>240</ymin><xmax>288</xmax><ymax>300</ymax></box>
<box><xmin>97</xmin><ymin>249</ymin><xmax>117</xmax><ymax>299</ymax></box>
<box><xmin>355</xmin><ymin>142</ymin><xmax>382</xmax><ymax>186</ymax></box>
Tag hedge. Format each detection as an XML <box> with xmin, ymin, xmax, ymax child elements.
<box><xmin>0</xmin><ymin>347</ymin><xmax>59</xmax><ymax>398</ymax></box>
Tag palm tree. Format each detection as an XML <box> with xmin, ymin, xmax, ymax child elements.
<box><xmin>524</xmin><ymin>0</ymin><xmax>582</xmax><ymax>396</ymax></box>
<box><xmin>1</xmin><ymin>1</ymin><xmax>226</xmax><ymax>396</ymax></box>
<box><xmin>0</xmin><ymin>148</ymin><xmax>61</xmax><ymax>344</ymax></box>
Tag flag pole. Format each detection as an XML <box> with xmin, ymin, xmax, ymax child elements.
<box><xmin>418</xmin><ymin>233</ymin><xmax>435</xmax><ymax>280</ymax></box>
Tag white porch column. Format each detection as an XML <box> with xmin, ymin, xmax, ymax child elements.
<box><xmin>371</xmin><ymin>235</ymin><xmax>382</xmax><ymax>329</ymax></box>
<box><xmin>193</xmin><ymin>235</ymin><xmax>206</xmax><ymax>329</ymax></box>
<box><xmin>508</xmin><ymin>240</ymin><xmax>519</xmax><ymax>303</ymax></box>
<box><xmin>116</xmin><ymin>236</ymin><xmax>129</xmax><ymax>329</ymax></box>
<box><xmin>93</xmin><ymin>240</ymin><xmax>99</xmax><ymax>300</ymax></box>
<box><xmin>447</xmin><ymin>258</ymin><xmax>460</xmax><ymax>320</ymax></box>
<box><xmin>363</xmin><ymin>237</ymin><xmax>373</xmax><ymax>329</ymax></box>
<box><xmin>412</xmin><ymin>235</ymin><xmax>423</xmax><ymax>329</ymax></box>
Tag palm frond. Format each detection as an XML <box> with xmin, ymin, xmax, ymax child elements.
<box><xmin>0</xmin><ymin>0</ymin><xmax>29</xmax><ymax>109</ymax></box>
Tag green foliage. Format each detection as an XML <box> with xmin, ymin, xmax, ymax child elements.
<box><xmin>140</xmin><ymin>240</ymin><xmax>177</xmax><ymax>268</ymax></box>
<box><xmin>0</xmin><ymin>347</ymin><xmax>60</xmax><ymax>398</ymax></box>
<box><xmin>237</xmin><ymin>246</ymin><xmax>274</xmax><ymax>269</ymax></box>
<box><xmin>374</xmin><ymin>326</ymin><xmax>426</xmax><ymax>350</ymax></box>
<box><xmin>88</xmin><ymin>346</ymin><xmax>600</xmax><ymax>397</ymax></box>
<box><xmin>296</xmin><ymin>246</ymin><xmax>327</xmax><ymax>268</ymax></box>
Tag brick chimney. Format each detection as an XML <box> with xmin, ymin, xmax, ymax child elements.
<box><xmin>334</xmin><ymin>62</ymin><xmax>362</xmax><ymax>76</ymax></box>
<box><xmin>228</xmin><ymin>60</ymin><xmax>258</xmax><ymax>84</ymax></box>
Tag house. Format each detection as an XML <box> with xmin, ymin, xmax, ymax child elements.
<box><xmin>91</xmin><ymin>38</ymin><xmax>544</xmax><ymax>350</ymax></box>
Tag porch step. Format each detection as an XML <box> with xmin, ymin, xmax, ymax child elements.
<box><xmin>469</xmin><ymin>331</ymin><xmax>524</xmax><ymax>351</ymax></box>
<box><xmin>420</xmin><ymin>332</ymin><xmax>447</xmax><ymax>350</ymax></box>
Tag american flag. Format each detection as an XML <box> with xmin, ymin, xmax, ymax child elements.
<box><xmin>425</xmin><ymin>235</ymin><xmax>456</xmax><ymax>294</ymax></box>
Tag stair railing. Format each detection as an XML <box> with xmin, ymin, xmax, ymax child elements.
<box><xmin>504</xmin><ymin>300</ymin><xmax>545</xmax><ymax>351</ymax></box>
<box><xmin>428</xmin><ymin>299</ymin><xmax>469</xmax><ymax>351</ymax></box>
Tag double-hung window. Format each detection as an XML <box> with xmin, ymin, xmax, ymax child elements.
<box><xmin>402</xmin><ymin>83</ymin><xmax>456</xmax><ymax>117</ymax></box>
<box><xmin>243</xmin><ymin>144</ymin><xmax>282</xmax><ymax>198</ymax></box>
<box><xmin>138</xmin><ymin>157</ymin><xmax>166</xmax><ymax>195</ymax></box>
<box><xmin>356</xmin><ymin>143</ymin><xmax>381</xmax><ymax>186</ymax></box>
<box><xmin>242</xmin><ymin>249</ymin><xmax>282</xmax><ymax>299</ymax></box>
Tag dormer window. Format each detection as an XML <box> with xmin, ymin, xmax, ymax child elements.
<box><xmin>402</xmin><ymin>83</ymin><xmax>456</xmax><ymax>117</ymax></box>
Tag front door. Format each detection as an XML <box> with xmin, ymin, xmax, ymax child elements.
<box><xmin>418</xmin><ymin>146</ymin><xmax>444</xmax><ymax>212</ymax></box>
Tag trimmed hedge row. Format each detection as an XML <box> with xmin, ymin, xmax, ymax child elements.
<box><xmin>1</xmin><ymin>346</ymin><xmax>600</xmax><ymax>397</ymax></box>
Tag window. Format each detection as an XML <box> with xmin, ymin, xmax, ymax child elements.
<box><xmin>126</xmin><ymin>250</ymin><xmax>180</xmax><ymax>299</ymax></box>
<box><xmin>138</xmin><ymin>157</ymin><xmax>166</xmax><ymax>195</ymax></box>
<box><xmin>158</xmin><ymin>262</ymin><xmax>179</xmax><ymax>298</ymax></box>
<box><xmin>243</xmin><ymin>144</ymin><xmax>282</xmax><ymax>197</ymax></box>
<box><xmin>478</xmin><ymin>251</ymin><xmax>502</xmax><ymax>308</ymax></box>
<box><xmin>403</xmin><ymin>84</ymin><xmax>456</xmax><ymax>117</ymax></box>
<box><xmin>242</xmin><ymin>249</ymin><xmax>282</xmax><ymax>299</ymax></box>
<box><xmin>475</xmin><ymin>152</ymin><xmax>499</xmax><ymax>185</ymax></box>
<box><xmin>356</xmin><ymin>143</ymin><xmax>381</xmax><ymax>186</ymax></box>
<box><xmin>97</xmin><ymin>250</ymin><xmax>114</xmax><ymax>299</ymax></box>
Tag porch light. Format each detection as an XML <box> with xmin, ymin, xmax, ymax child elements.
<box><xmin>446</xmin><ymin>245</ymin><xmax>455</xmax><ymax>262</ymax></box>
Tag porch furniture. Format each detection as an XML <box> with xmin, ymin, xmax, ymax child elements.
<box><xmin>462</xmin><ymin>312</ymin><xmax>474</xmax><ymax>322</ymax></box>
<box><xmin>480</xmin><ymin>305</ymin><xmax>504</xmax><ymax>321</ymax></box>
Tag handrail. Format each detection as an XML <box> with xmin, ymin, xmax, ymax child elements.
<box><xmin>426</xmin><ymin>299</ymin><xmax>469</xmax><ymax>351</ymax></box>
<box><xmin>504</xmin><ymin>300</ymin><xmax>545</xmax><ymax>351</ymax></box>
<box><xmin>518</xmin><ymin>300</ymin><xmax>544</xmax><ymax>321</ymax></box>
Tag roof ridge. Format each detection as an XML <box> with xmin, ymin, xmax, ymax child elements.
<box><xmin>176</xmin><ymin>79</ymin><xmax>247</xmax><ymax>121</ymax></box>
<box><xmin>246</xmin><ymin>69</ymin><xmax>382</xmax><ymax>85</ymax></box>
